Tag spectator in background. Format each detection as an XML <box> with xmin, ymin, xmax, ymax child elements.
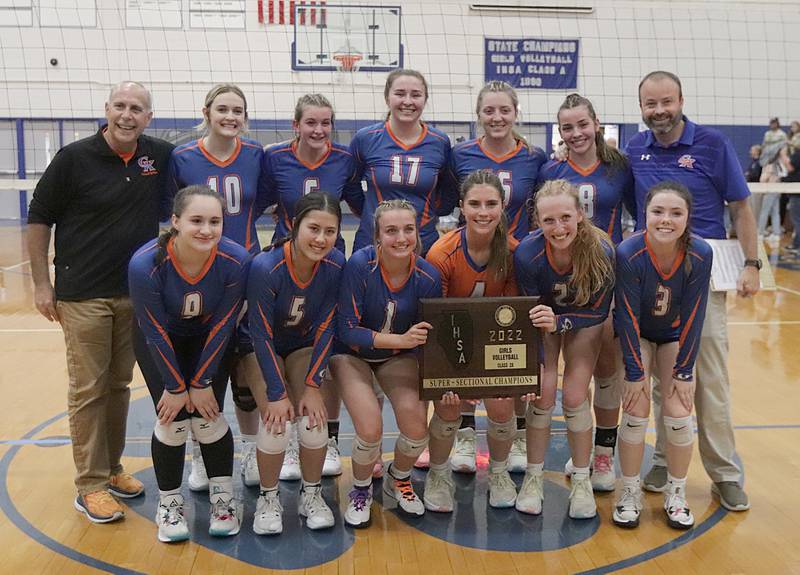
<box><xmin>745</xmin><ymin>145</ymin><xmax>763</xmax><ymax>183</ymax></box>
<box><xmin>781</xmin><ymin>136</ymin><xmax>800</xmax><ymax>255</ymax></box>
<box><xmin>758</xmin><ymin>118</ymin><xmax>788</xmax><ymax>244</ymax></box>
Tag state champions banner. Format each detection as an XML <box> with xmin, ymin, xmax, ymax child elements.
<box><xmin>484</xmin><ymin>38</ymin><xmax>579</xmax><ymax>89</ymax></box>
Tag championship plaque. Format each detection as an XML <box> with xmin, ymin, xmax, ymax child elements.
<box><xmin>418</xmin><ymin>297</ymin><xmax>540</xmax><ymax>400</ymax></box>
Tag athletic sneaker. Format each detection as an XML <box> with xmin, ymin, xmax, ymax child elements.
<box><xmin>322</xmin><ymin>438</ymin><xmax>342</xmax><ymax>477</ymax></box>
<box><xmin>240</xmin><ymin>441</ymin><xmax>259</xmax><ymax>487</ymax></box>
<box><xmin>515</xmin><ymin>472</ymin><xmax>544</xmax><ymax>515</ymax></box>
<box><xmin>569</xmin><ymin>476</ymin><xmax>597</xmax><ymax>519</ymax></box>
<box><xmin>590</xmin><ymin>446</ymin><xmax>616</xmax><ymax>492</ymax></box>
<box><xmin>253</xmin><ymin>490</ymin><xmax>283</xmax><ymax>535</ymax></box>
<box><xmin>413</xmin><ymin>447</ymin><xmax>431</xmax><ymax>470</ymax></box>
<box><xmin>109</xmin><ymin>472</ymin><xmax>144</xmax><ymax>498</ymax></box>
<box><xmin>299</xmin><ymin>484</ymin><xmax>335</xmax><ymax>530</ymax></box>
<box><xmin>344</xmin><ymin>485</ymin><xmax>373</xmax><ymax>528</ymax></box>
<box><xmin>155</xmin><ymin>493</ymin><xmax>190</xmax><ymax>543</ymax></box>
<box><xmin>508</xmin><ymin>431</ymin><xmax>527</xmax><ymax>473</ymax></box>
<box><xmin>383</xmin><ymin>474</ymin><xmax>425</xmax><ymax>516</ymax></box>
<box><xmin>209</xmin><ymin>490</ymin><xmax>242</xmax><ymax>537</ymax></box>
<box><xmin>279</xmin><ymin>435</ymin><xmax>301</xmax><ymax>481</ymax></box>
<box><xmin>711</xmin><ymin>482</ymin><xmax>751</xmax><ymax>511</ymax></box>
<box><xmin>423</xmin><ymin>468</ymin><xmax>455</xmax><ymax>512</ymax></box>
<box><xmin>74</xmin><ymin>491</ymin><xmax>125</xmax><ymax>524</ymax></box>
<box><xmin>450</xmin><ymin>428</ymin><xmax>477</xmax><ymax>474</ymax></box>
<box><xmin>612</xmin><ymin>485</ymin><xmax>642</xmax><ymax>528</ymax></box>
<box><xmin>664</xmin><ymin>486</ymin><xmax>694</xmax><ymax>529</ymax></box>
<box><xmin>188</xmin><ymin>442</ymin><xmax>209</xmax><ymax>492</ymax></box>
<box><xmin>487</xmin><ymin>470</ymin><xmax>517</xmax><ymax>508</ymax></box>
<box><xmin>643</xmin><ymin>464</ymin><xmax>668</xmax><ymax>493</ymax></box>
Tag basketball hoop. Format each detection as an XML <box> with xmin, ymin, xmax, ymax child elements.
<box><xmin>333</xmin><ymin>53</ymin><xmax>362</xmax><ymax>73</ymax></box>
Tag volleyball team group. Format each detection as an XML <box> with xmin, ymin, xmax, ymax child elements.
<box><xmin>38</xmin><ymin>68</ymin><xmax>759</xmax><ymax>544</ymax></box>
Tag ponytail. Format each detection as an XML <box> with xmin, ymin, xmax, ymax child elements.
<box><xmin>155</xmin><ymin>228</ymin><xmax>178</xmax><ymax>265</ymax></box>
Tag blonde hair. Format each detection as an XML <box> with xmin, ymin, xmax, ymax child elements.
<box><xmin>198</xmin><ymin>83</ymin><xmax>248</xmax><ymax>132</ymax></box>
<box><xmin>373</xmin><ymin>199</ymin><xmax>421</xmax><ymax>256</ymax></box>
<box><xmin>534</xmin><ymin>179</ymin><xmax>614</xmax><ymax>307</ymax></box>
<box><xmin>294</xmin><ymin>93</ymin><xmax>335</xmax><ymax>124</ymax></box>
<box><xmin>557</xmin><ymin>93</ymin><xmax>627</xmax><ymax>173</ymax></box>
<box><xmin>460</xmin><ymin>169</ymin><xmax>510</xmax><ymax>280</ymax></box>
<box><xmin>475</xmin><ymin>80</ymin><xmax>528</xmax><ymax>150</ymax></box>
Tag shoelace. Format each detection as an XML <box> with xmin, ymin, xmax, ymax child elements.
<box><xmin>303</xmin><ymin>487</ymin><xmax>326</xmax><ymax>514</ymax></box>
<box><xmin>326</xmin><ymin>442</ymin><xmax>340</xmax><ymax>459</ymax></box>
<box><xmin>88</xmin><ymin>491</ymin><xmax>118</xmax><ymax>507</ymax></box>
<box><xmin>257</xmin><ymin>492</ymin><xmax>281</xmax><ymax>516</ymax></box>
<box><xmin>593</xmin><ymin>454</ymin><xmax>613</xmax><ymax>474</ymax></box>
<box><xmin>348</xmin><ymin>487</ymin><xmax>371</xmax><ymax>511</ymax></box>
<box><xmin>393</xmin><ymin>478</ymin><xmax>417</xmax><ymax>502</ymax></box>
<box><xmin>522</xmin><ymin>474</ymin><xmax>542</xmax><ymax>494</ymax></box>
<box><xmin>618</xmin><ymin>487</ymin><xmax>639</xmax><ymax>509</ymax></box>
<box><xmin>212</xmin><ymin>498</ymin><xmax>235</xmax><ymax>521</ymax></box>
<box><xmin>455</xmin><ymin>436</ymin><xmax>475</xmax><ymax>454</ymax></box>
<box><xmin>161</xmin><ymin>504</ymin><xmax>185</xmax><ymax>526</ymax></box>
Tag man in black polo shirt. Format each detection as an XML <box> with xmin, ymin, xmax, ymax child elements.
<box><xmin>27</xmin><ymin>81</ymin><xmax>174</xmax><ymax>523</ymax></box>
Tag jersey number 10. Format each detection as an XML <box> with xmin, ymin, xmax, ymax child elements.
<box><xmin>207</xmin><ymin>175</ymin><xmax>243</xmax><ymax>215</ymax></box>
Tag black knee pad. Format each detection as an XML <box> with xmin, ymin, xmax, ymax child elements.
<box><xmin>231</xmin><ymin>380</ymin><xmax>258</xmax><ymax>412</ymax></box>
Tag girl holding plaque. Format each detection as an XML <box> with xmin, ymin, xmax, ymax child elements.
<box><xmin>424</xmin><ymin>169</ymin><xmax>528</xmax><ymax>512</ymax></box>
<box><xmin>612</xmin><ymin>182</ymin><xmax>711</xmax><ymax>530</ymax></box>
<box><xmin>331</xmin><ymin>199</ymin><xmax>442</xmax><ymax>528</ymax></box>
<box><xmin>538</xmin><ymin>93</ymin><xmax>636</xmax><ymax>492</ymax></box>
<box><xmin>513</xmin><ymin>179</ymin><xmax>615</xmax><ymax>519</ymax></box>
<box><xmin>246</xmin><ymin>192</ymin><xmax>344</xmax><ymax>535</ymax></box>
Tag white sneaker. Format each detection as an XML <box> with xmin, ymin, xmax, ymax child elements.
<box><xmin>488</xmin><ymin>470</ymin><xmax>517</xmax><ymax>508</ymax></box>
<box><xmin>322</xmin><ymin>438</ymin><xmax>342</xmax><ymax>477</ymax></box>
<box><xmin>188</xmin><ymin>442</ymin><xmax>209</xmax><ymax>492</ymax></box>
<box><xmin>612</xmin><ymin>484</ymin><xmax>642</xmax><ymax>528</ymax></box>
<box><xmin>767</xmin><ymin>233</ymin><xmax>782</xmax><ymax>246</ymax></box>
<box><xmin>240</xmin><ymin>441</ymin><xmax>259</xmax><ymax>487</ymax></box>
<box><xmin>344</xmin><ymin>486</ymin><xmax>373</xmax><ymax>528</ymax></box>
<box><xmin>450</xmin><ymin>428</ymin><xmax>477</xmax><ymax>474</ymax></box>
<box><xmin>155</xmin><ymin>494</ymin><xmax>189</xmax><ymax>543</ymax></box>
<box><xmin>253</xmin><ymin>490</ymin><xmax>283</xmax><ymax>535</ymax></box>
<box><xmin>423</xmin><ymin>468</ymin><xmax>455</xmax><ymax>512</ymax></box>
<box><xmin>564</xmin><ymin>457</ymin><xmax>576</xmax><ymax>477</ymax></box>
<box><xmin>383</xmin><ymin>474</ymin><xmax>425</xmax><ymax>516</ymax></box>
<box><xmin>279</xmin><ymin>435</ymin><xmax>301</xmax><ymax>481</ymax></box>
<box><xmin>590</xmin><ymin>446</ymin><xmax>616</xmax><ymax>492</ymax></box>
<box><xmin>508</xmin><ymin>430</ymin><xmax>527</xmax><ymax>473</ymax></box>
<box><xmin>515</xmin><ymin>472</ymin><xmax>544</xmax><ymax>515</ymax></box>
<box><xmin>209</xmin><ymin>489</ymin><xmax>242</xmax><ymax>537</ymax></box>
<box><xmin>569</xmin><ymin>475</ymin><xmax>597</xmax><ymax>519</ymax></box>
<box><xmin>299</xmin><ymin>484</ymin><xmax>335</xmax><ymax>530</ymax></box>
<box><xmin>664</xmin><ymin>486</ymin><xmax>694</xmax><ymax>530</ymax></box>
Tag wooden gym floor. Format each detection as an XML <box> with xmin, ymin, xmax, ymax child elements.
<box><xmin>0</xmin><ymin>222</ymin><xmax>799</xmax><ymax>575</ymax></box>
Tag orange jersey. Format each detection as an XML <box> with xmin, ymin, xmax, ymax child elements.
<box><xmin>426</xmin><ymin>227</ymin><xmax>519</xmax><ymax>297</ymax></box>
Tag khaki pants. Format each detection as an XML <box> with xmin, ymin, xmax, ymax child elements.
<box><xmin>651</xmin><ymin>290</ymin><xmax>743</xmax><ymax>483</ymax></box>
<box><xmin>58</xmin><ymin>297</ymin><xmax>135</xmax><ymax>495</ymax></box>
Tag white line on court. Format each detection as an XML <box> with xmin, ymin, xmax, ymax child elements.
<box><xmin>728</xmin><ymin>320</ymin><xmax>800</xmax><ymax>325</ymax></box>
<box><xmin>778</xmin><ymin>285</ymin><xmax>800</xmax><ymax>297</ymax></box>
<box><xmin>0</xmin><ymin>328</ymin><xmax>62</xmax><ymax>333</ymax></box>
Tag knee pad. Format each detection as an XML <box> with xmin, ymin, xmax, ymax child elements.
<box><xmin>618</xmin><ymin>413</ymin><xmax>649</xmax><ymax>445</ymax></box>
<box><xmin>486</xmin><ymin>416</ymin><xmax>515</xmax><ymax>442</ymax></box>
<box><xmin>428</xmin><ymin>413</ymin><xmax>461</xmax><ymax>441</ymax></box>
<box><xmin>154</xmin><ymin>419</ymin><xmax>190</xmax><ymax>447</ymax></box>
<box><xmin>663</xmin><ymin>415</ymin><xmax>694</xmax><ymax>447</ymax></box>
<box><xmin>297</xmin><ymin>416</ymin><xmax>329</xmax><ymax>450</ymax></box>
<box><xmin>526</xmin><ymin>404</ymin><xmax>554</xmax><ymax>429</ymax></box>
<box><xmin>351</xmin><ymin>435</ymin><xmax>382</xmax><ymax>466</ymax></box>
<box><xmin>231</xmin><ymin>380</ymin><xmax>258</xmax><ymax>412</ymax></box>
<box><xmin>396</xmin><ymin>432</ymin><xmax>428</xmax><ymax>459</ymax></box>
<box><xmin>593</xmin><ymin>373</ymin><xmax>623</xmax><ymax>410</ymax></box>
<box><xmin>191</xmin><ymin>415</ymin><xmax>230</xmax><ymax>444</ymax></box>
<box><xmin>256</xmin><ymin>422</ymin><xmax>290</xmax><ymax>455</ymax></box>
<box><xmin>563</xmin><ymin>400</ymin><xmax>593</xmax><ymax>433</ymax></box>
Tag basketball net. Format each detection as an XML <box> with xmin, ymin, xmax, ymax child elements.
<box><xmin>333</xmin><ymin>53</ymin><xmax>362</xmax><ymax>73</ymax></box>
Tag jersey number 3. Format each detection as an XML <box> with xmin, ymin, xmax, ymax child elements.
<box><xmin>653</xmin><ymin>284</ymin><xmax>671</xmax><ymax>317</ymax></box>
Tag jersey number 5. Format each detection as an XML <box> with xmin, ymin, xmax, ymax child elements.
<box><xmin>285</xmin><ymin>296</ymin><xmax>306</xmax><ymax>327</ymax></box>
<box><xmin>390</xmin><ymin>155</ymin><xmax>421</xmax><ymax>186</ymax></box>
<box><xmin>207</xmin><ymin>175</ymin><xmax>242</xmax><ymax>215</ymax></box>
<box><xmin>553</xmin><ymin>282</ymin><xmax>569</xmax><ymax>307</ymax></box>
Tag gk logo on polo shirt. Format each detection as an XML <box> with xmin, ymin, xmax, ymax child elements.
<box><xmin>138</xmin><ymin>156</ymin><xmax>158</xmax><ymax>176</ymax></box>
<box><xmin>678</xmin><ymin>154</ymin><xmax>696</xmax><ymax>169</ymax></box>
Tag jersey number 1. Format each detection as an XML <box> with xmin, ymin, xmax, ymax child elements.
<box><xmin>207</xmin><ymin>175</ymin><xmax>242</xmax><ymax>215</ymax></box>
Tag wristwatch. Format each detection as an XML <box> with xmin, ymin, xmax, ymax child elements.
<box><xmin>744</xmin><ymin>258</ymin><xmax>762</xmax><ymax>270</ymax></box>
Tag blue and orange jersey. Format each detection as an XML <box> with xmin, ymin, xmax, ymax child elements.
<box><xmin>247</xmin><ymin>241</ymin><xmax>345</xmax><ymax>401</ymax></box>
<box><xmin>167</xmin><ymin>137</ymin><xmax>268</xmax><ymax>254</ymax></box>
<box><xmin>261</xmin><ymin>140</ymin><xmax>363</xmax><ymax>251</ymax></box>
<box><xmin>426</xmin><ymin>227</ymin><xmax>519</xmax><ymax>297</ymax></box>
<box><xmin>450</xmin><ymin>138</ymin><xmax>546</xmax><ymax>240</ymax></box>
<box><xmin>537</xmin><ymin>159</ymin><xmax>635</xmax><ymax>245</ymax></box>
<box><xmin>128</xmin><ymin>237</ymin><xmax>249</xmax><ymax>393</ymax></box>
<box><xmin>336</xmin><ymin>245</ymin><xmax>442</xmax><ymax>361</ymax></box>
<box><xmin>614</xmin><ymin>231</ymin><xmax>712</xmax><ymax>383</ymax></box>
<box><xmin>349</xmin><ymin>121</ymin><xmax>454</xmax><ymax>255</ymax></box>
<box><xmin>514</xmin><ymin>229</ymin><xmax>614</xmax><ymax>333</ymax></box>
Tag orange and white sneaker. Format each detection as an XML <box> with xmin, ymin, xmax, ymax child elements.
<box><xmin>109</xmin><ymin>472</ymin><xmax>145</xmax><ymax>499</ymax></box>
<box><xmin>74</xmin><ymin>490</ymin><xmax>125</xmax><ymax>523</ymax></box>
<box><xmin>382</xmin><ymin>471</ymin><xmax>424</xmax><ymax>516</ymax></box>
